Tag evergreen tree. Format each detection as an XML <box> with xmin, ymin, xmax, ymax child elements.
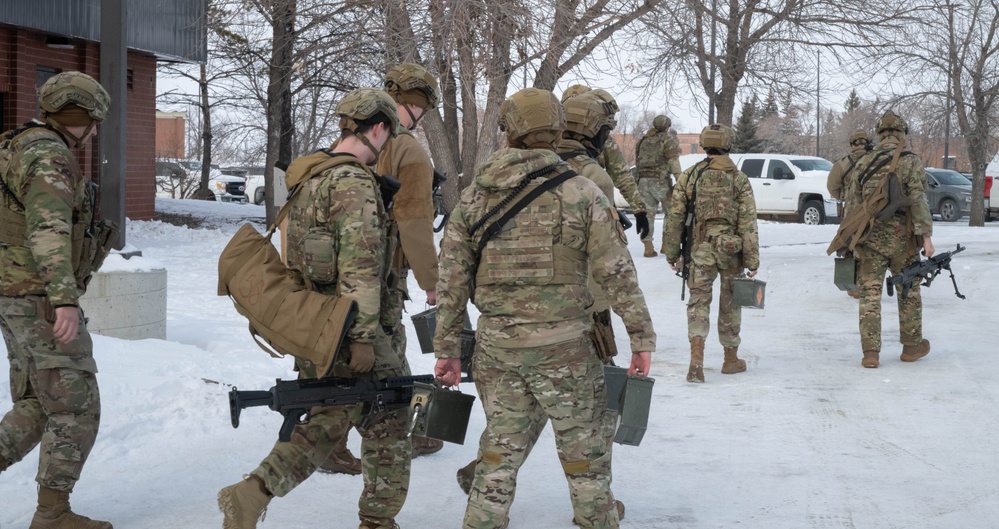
<box><xmin>760</xmin><ymin>89</ymin><xmax>779</xmax><ymax>118</ymax></box>
<box><xmin>733</xmin><ymin>97</ymin><xmax>764</xmax><ymax>152</ymax></box>
<box><xmin>845</xmin><ymin>89</ymin><xmax>861</xmax><ymax>114</ymax></box>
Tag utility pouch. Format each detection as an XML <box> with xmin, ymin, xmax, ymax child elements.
<box><xmin>300</xmin><ymin>229</ymin><xmax>337</xmax><ymax>283</ymax></box>
<box><xmin>76</xmin><ymin>220</ymin><xmax>119</xmax><ymax>290</ymax></box>
<box><xmin>589</xmin><ymin>309</ymin><xmax>619</xmax><ymax>362</ymax></box>
<box><xmin>410</xmin><ymin>381</ymin><xmax>475</xmax><ymax>444</ymax></box>
<box><xmin>459</xmin><ymin>328</ymin><xmax>476</xmax><ymax>381</ymax></box>
<box><xmin>834</xmin><ymin>257</ymin><xmax>858</xmax><ymax>291</ymax></box>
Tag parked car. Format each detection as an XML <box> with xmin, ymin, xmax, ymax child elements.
<box><xmin>155</xmin><ymin>159</ymin><xmax>248</xmax><ymax>203</ymax></box>
<box><xmin>924</xmin><ymin>168</ymin><xmax>973</xmax><ymax>222</ymax></box>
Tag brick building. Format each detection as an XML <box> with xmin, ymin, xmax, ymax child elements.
<box><xmin>156</xmin><ymin>110</ymin><xmax>186</xmax><ymax>160</ymax></box>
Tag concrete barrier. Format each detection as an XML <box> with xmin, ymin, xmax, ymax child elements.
<box><xmin>79</xmin><ymin>254</ymin><xmax>167</xmax><ymax>340</ymax></box>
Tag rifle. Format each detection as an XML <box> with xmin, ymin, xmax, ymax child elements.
<box><xmin>886</xmin><ymin>244</ymin><xmax>966</xmax><ymax>300</ymax></box>
<box><xmin>677</xmin><ymin>166</ymin><xmax>704</xmax><ymax>300</ymax></box>
<box><xmin>230</xmin><ymin>374</ymin><xmax>453</xmax><ymax>442</ymax></box>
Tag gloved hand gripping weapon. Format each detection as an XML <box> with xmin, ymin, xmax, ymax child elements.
<box><xmin>886</xmin><ymin>244</ymin><xmax>966</xmax><ymax>300</ymax></box>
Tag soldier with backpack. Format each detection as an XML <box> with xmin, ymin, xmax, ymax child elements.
<box><xmin>217</xmin><ymin>89</ymin><xmax>414</xmax><ymax>529</ymax></box>
<box><xmin>635</xmin><ymin>115</ymin><xmax>683</xmax><ymax>257</ymax></box>
<box><xmin>433</xmin><ymin>88</ymin><xmax>655</xmax><ymax>529</ymax></box>
<box><xmin>832</xmin><ymin>111</ymin><xmax>934</xmax><ymax>368</ymax></box>
<box><xmin>0</xmin><ymin>71</ymin><xmax>115</xmax><ymax>529</ymax></box>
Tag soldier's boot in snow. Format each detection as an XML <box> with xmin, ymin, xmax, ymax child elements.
<box><xmin>411</xmin><ymin>435</ymin><xmax>444</xmax><ymax>457</ymax></box>
<box><xmin>318</xmin><ymin>438</ymin><xmax>362</xmax><ymax>475</ymax></box>
<box><xmin>358</xmin><ymin>522</ymin><xmax>401</xmax><ymax>529</ymax></box>
<box><xmin>686</xmin><ymin>337</ymin><xmax>705</xmax><ymax>383</ymax></box>
<box><xmin>218</xmin><ymin>475</ymin><xmax>271</xmax><ymax>529</ymax></box>
<box><xmin>643</xmin><ymin>240</ymin><xmax>657</xmax><ymax>257</ymax></box>
<box><xmin>660</xmin><ymin>240</ymin><xmax>668</xmax><ymax>255</ymax></box>
<box><xmin>900</xmin><ymin>339</ymin><xmax>930</xmax><ymax>363</ymax></box>
<box><xmin>721</xmin><ymin>346</ymin><xmax>747</xmax><ymax>374</ymax></box>
<box><xmin>456</xmin><ymin>459</ymin><xmax>477</xmax><ymax>494</ymax></box>
<box><xmin>29</xmin><ymin>487</ymin><xmax>112</xmax><ymax>529</ymax></box>
<box><xmin>571</xmin><ymin>500</ymin><xmax>625</xmax><ymax>525</ymax></box>
<box><xmin>862</xmin><ymin>351</ymin><xmax>880</xmax><ymax>368</ymax></box>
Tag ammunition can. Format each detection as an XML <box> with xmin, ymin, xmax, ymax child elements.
<box><xmin>834</xmin><ymin>257</ymin><xmax>858</xmax><ymax>291</ymax></box>
<box><xmin>732</xmin><ymin>277</ymin><xmax>766</xmax><ymax>309</ymax></box>
<box><xmin>410</xmin><ymin>307</ymin><xmax>437</xmax><ymax>354</ymax></box>
<box><xmin>603</xmin><ymin>365</ymin><xmax>628</xmax><ymax>412</ymax></box>
<box><xmin>613</xmin><ymin>375</ymin><xmax>655</xmax><ymax>446</ymax></box>
<box><xmin>410</xmin><ymin>382</ymin><xmax>475</xmax><ymax>445</ymax></box>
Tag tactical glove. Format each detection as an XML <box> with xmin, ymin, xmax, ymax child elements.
<box><xmin>634</xmin><ymin>212</ymin><xmax>650</xmax><ymax>240</ymax></box>
<box><xmin>348</xmin><ymin>342</ymin><xmax>375</xmax><ymax>373</ymax></box>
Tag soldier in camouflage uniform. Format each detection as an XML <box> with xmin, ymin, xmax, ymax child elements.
<box><xmin>841</xmin><ymin>111</ymin><xmax>933</xmax><ymax>368</ymax></box>
<box><xmin>635</xmin><ymin>115</ymin><xmax>683</xmax><ymax>257</ymax></box>
<box><xmin>217</xmin><ymin>89</ymin><xmax>413</xmax><ymax>529</ymax></box>
<box><xmin>318</xmin><ymin>63</ymin><xmax>443</xmax><ymax>476</ymax></box>
<box><xmin>560</xmin><ymin>86</ymin><xmax>650</xmax><ymax>242</ymax></box>
<box><xmin>0</xmin><ymin>71</ymin><xmax>113</xmax><ymax>529</ymax></box>
<box><xmin>663</xmin><ymin>124</ymin><xmax>760</xmax><ymax>383</ymax></box>
<box><xmin>827</xmin><ymin>129</ymin><xmax>871</xmax><ymax>299</ymax></box>
<box><xmin>434</xmin><ymin>88</ymin><xmax>655</xmax><ymax>529</ymax></box>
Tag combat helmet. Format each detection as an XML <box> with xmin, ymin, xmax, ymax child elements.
<box><xmin>653</xmin><ymin>115</ymin><xmax>671</xmax><ymax>131</ymax></box>
<box><xmin>589</xmin><ymin>89</ymin><xmax>619</xmax><ymax>128</ymax></box>
<box><xmin>560</xmin><ymin>84</ymin><xmax>591</xmax><ymax>104</ymax></box>
<box><xmin>499</xmin><ymin>88</ymin><xmax>565</xmax><ymax>150</ymax></box>
<box><xmin>876</xmin><ymin>111</ymin><xmax>908</xmax><ymax>135</ymax></box>
<box><xmin>384</xmin><ymin>63</ymin><xmax>439</xmax><ymax>128</ymax></box>
<box><xmin>700</xmin><ymin>123</ymin><xmax>734</xmax><ymax>153</ymax></box>
<box><xmin>336</xmin><ymin>88</ymin><xmax>400</xmax><ymax>159</ymax></box>
<box><xmin>37</xmin><ymin>71</ymin><xmax>110</xmax><ymax>148</ymax></box>
<box><xmin>849</xmin><ymin>129</ymin><xmax>871</xmax><ymax>145</ymax></box>
<box><xmin>563</xmin><ymin>91</ymin><xmax>613</xmax><ymax>141</ymax></box>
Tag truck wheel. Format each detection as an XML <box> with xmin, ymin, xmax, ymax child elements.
<box><xmin>800</xmin><ymin>200</ymin><xmax>825</xmax><ymax>225</ymax></box>
<box><xmin>254</xmin><ymin>187</ymin><xmax>265</xmax><ymax>205</ymax></box>
<box><xmin>939</xmin><ymin>198</ymin><xmax>959</xmax><ymax>222</ymax></box>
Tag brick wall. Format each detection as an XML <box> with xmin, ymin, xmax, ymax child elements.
<box><xmin>0</xmin><ymin>25</ymin><xmax>156</xmax><ymax>220</ymax></box>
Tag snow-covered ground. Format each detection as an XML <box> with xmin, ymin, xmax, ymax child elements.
<box><xmin>2</xmin><ymin>198</ymin><xmax>997</xmax><ymax>529</ymax></box>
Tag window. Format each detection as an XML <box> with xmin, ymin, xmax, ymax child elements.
<box><xmin>768</xmin><ymin>160</ymin><xmax>794</xmax><ymax>180</ymax></box>
<box><xmin>741</xmin><ymin>158</ymin><xmax>764</xmax><ymax>178</ymax></box>
<box><xmin>35</xmin><ymin>66</ymin><xmax>61</xmax><ymax>88</ymax></box>
<box><xmin>791</xmin><ymin>159</ymin><xmax>833</xmax><ymax>172</ymax></box>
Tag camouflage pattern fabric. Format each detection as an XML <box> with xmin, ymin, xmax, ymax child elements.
<box><xmin>845</xmin><ymin>136</ymin><xmax>931</xmax><ymax>353</ymax></box>
<box><xmin>599</xmin><ymin>136</ymin><xmax>646</xmax><ymax>215</ymax></box>
<box><xmin>664</xmin><ymin>155</ymin><xmax>759</xmax><ymax>344</ymax></box>
<box><xmin>434</xmin><ymin>147</ymin><xmax>654</xmax><ymax>529</ymax></box>
<box><xmin>826</xmin><ymin>145</ymin><xmax>868</xmax><ymax>201</ymax></box>
<box><xmin>635</xmin><ymin>128</ymin><xmax>681</xmax><ymax>181</ymax></box>
<box><xmin>637</xmin><ymin>178</ymin><xmax>672</xmax><ymax>243</ymax></box>
<box><xmin>0</xmin><ymin>297</ymin><xmax>100</xmax><ymax>492</ymax></box>
<box><xmin>251</xmin><ymin>157</ymin><xmax>412</xmax><ymax>526</ymax></box>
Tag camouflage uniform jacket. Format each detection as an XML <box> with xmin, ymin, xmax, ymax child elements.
<box><xmin>663</xmin><ymin>155</ymin><xmax>760</xmax><ymax>270</ymax></box>
<box><xmin>285</xmin><ymin>154</ymin><xmax>388</xmax><ymax>344</ymax></box>
<box><xmin>826</xmin><ymin>145</ymin><xmax>868</xmax><ymax>200</ymax></box>
<box><xmin>0</xmin><ymin>121</ymin><xmax>93</xmax><ymax>307</ymax></box>
<box><xmin>557</xmin><ymin>138</ymin><xmax>615</xmax><ymax>201</ymax></box>
<box><xmin>376</xmin><ymin>125</ymin><xmax>439</xmax><ymax>291</ymax></box>
<box><xmin>433</xmin><ymin>147</ymin><xmax>655</xmax><ymax>357</ymax></box>
<box><xmin>635</xmin><ymin>128</ymin><xmax>682</xmax><ymax>180</ymax></box>
<box><xmin>599</xmin><ymin>136</ymin><xmax>646</xmax><ymax>214</ymax></box>
<box><xmin>844</xmin><ymin>137</ymin><xmax>932</xmax><ymax>239</ymax></box>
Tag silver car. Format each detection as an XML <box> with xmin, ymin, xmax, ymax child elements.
<box><xmin>925</xmin><ymin>168</ymin><xmax>972</xmax><ymax>222</ymax></box>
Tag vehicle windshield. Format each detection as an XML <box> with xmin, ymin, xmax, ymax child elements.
<box><xmin>179</xmin><ymin>161</ymin><xmax>202</xmax><ymax>171</ymax></box>
<box><xmin>928</xmin><ymin>169</ymin><xmax>971</xmax><ymax>186</ymax></box>
<box><xmin>790</xmin><ymin>159</ymin><xmax>833</xmax><ymax>172</ymax></box>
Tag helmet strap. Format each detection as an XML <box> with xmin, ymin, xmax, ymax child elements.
<box><xmin>43</xmin><ymin>116</ymin><xmax>95</xmax><ymax>149</ymax></box>
<box><xmin>357</xmin><ymin>131</ymin><xmax>383</xmax><ymax>163</ymax></box>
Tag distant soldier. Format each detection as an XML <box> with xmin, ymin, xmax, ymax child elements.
<box><xmin>635</xmin><ymin>115</ymin><xmax>683</xmax><ymax>257</ymax></box>
<box><xmin>827</xmin><ymin>129</ymin><xmax>872</xmax><ymax>214</ymax></box>
<box><xmin>0</xmin><ymin>71</ymin><xmax>114</xmax><ymax>528</ymax></box>
<box><xmin>217</xmin><ymin>89</ymin><xmax>413</xmax><ymax>529</ymax></box>
<box><xmin>833</xmin><ymin>111</ymin><xmax>934</xmax><ymax>368</ymax></box>
<box><xmin>664</xmin><ymin>124</ymin><xmax>760</xmax><ymax>383</ymax></box>
<box><xmin>434</xmin><ymin>88</ymin><xmax>655</xmax><ymax>529</ymax></box>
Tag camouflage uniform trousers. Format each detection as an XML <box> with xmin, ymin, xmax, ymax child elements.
<box><xmin>856</xmin><ymin>225</ymin><xmax>923</xmax><ymax>353</ymax></box>
<box><xmin>0</xmin><ymin>296</ymin><xmax>101</xmax><ymax>492</ymax></box>
<box><xmin>637</xmin><ymin>177</ymin><xmax>672</xmax><ymax>243</ymax></box>
<box><xmin>686</xmin><ymin>243</ymin><xmax>743</xmax><ymax>347</ymax></box>
<box><xmin>465</xmin><ymin>336</ymin><xmax>617</xmax><ymax>529</ymax></box>
<box><xmin>251</xmin><ymin>330</ymin><xmax>413</xmax><ymax>528</ymax></box>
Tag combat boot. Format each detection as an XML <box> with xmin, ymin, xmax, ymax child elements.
<box><xmin>456</xmin><ymin>459</ymin><xmax>476</xmax><ymax>494</ymax></box>
<box><xmin>900</xmin><ymin>339</ymin><xmax>930</xmax><ymax>362</ymax></box>
<box><xmin>721</xmin><ymin>346</ymin><xmax>747</xmax><ymax>374</ymax></box>
<box><xmin>660</xmin><ymin>240</ymin><xmax>668</xmax><ymax>255</ymax></box>
<box><xmin>862</xmin><ymin>351</ymin><xmax>879</xmax><ymax>368</ymax></box>
<box><xmin>643</xmin><ymin>240</ymin><xmax>657</xmax><ymax>257</ymax></box>
<box><xmin>358</xmin><ymin>522</ymin><xmax>400</xmax><ymax>529</ymax></box>
<box><xmin>317</xmin><ymin>439</ymin><xmax>362</xmax><ymax>475</ymax></box>
<box><xmin>29</xmin><ymin>487</ymin><xmax>112</xmax><ymax>529</ymax></box>
<box><xmin>217</xmin><ymin>475</ymin><xmax>271</xmax><ymax>529</ymax></box>
<box><xmin>411</xmin><ymin>435</ymin><xmax>444</xmax><ymax>457</ymax></box>
<box><xmin>687</xmin><ymin>337</ymin><xmax>705</xmax><ymax>383</ymax></box>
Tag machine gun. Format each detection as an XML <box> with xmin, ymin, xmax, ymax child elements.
<box><xmin>229</xmin><ymin>374</ymin><xmax>462</xmax><ymax>442</ymax></box>
<box><xmin>886</xmin><ymin>244</ymin><xmax>966</xmax><ymax>300</ymax></box>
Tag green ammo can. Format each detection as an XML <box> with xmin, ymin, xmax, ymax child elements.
<box><xmin>613</xmin><ymin>375</ymin><xmax>655</xmax><ymax>446</ymax></box>
<box><xmin>834</xmin><ymin>257</ymin><xmax>858</xmax><ymax>291</ymax></box>
<box><xmin>732</xmin><ymin>277</ymin><xmax>766</xmax><ymax>309</ymax></box>
<box><xmin>410</xmin><ymin>382</ymin><xmax>475</xmax><ymax>445</ymax></box>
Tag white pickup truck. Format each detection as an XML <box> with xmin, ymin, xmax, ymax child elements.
<box><xmin>986</xmin><ymin>156</ymin><xmax>999</xmax><ymax>221</ymax></box>
<box><xmin>677</xmin><ymin>153</ymin><xmax>839</xmax><ymax>225</ymax></box>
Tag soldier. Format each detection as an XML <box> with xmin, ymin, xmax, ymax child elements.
<box><xmin>840</xmin><ymin>111</ymin><xmax>933</xmax><ymax>368</ymax></box>
<box><xmin>217</xmin><ymin>89</ymin><xmax>413</xmax><ymax>529</ymax></box>
<box><xmin>635</xmin><ymin>115</ymin><xmax>683</xmax><ymax>257</ymax></box>
<box><xmin>433</xmin><ymin>88</ymin><xmax>655</xmax><ymax>529</ymax></box>
<box><xmin>663</xmin><ymin>124</ymin><xmax>760</xmax><ymax>383</ymax></box>
<box><xmin>318</xmin><ymin>63</ymin><xmax>443</xmax><ymax>475</ymax></box>
<box><xmin>827</xmin><ymin>129</ymin><xmax>872</xmax><ymax>213</ymax></box>
<box><xmin>0</xmin><ymin>71</ymin><xmax>113</xmax><ymax>529</ymax></box>
<box><xmin>560</xmin><ymin>85</ymin><xmax>650</xmax><ymax>243</ymax></box>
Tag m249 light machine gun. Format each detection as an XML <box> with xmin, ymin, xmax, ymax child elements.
<box><xmin>886</xmin><ymin>244</ymin><xmax>966</xmax><ymax>300</ymax></box>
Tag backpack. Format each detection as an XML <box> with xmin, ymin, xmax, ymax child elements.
<box><xmin>217</xmin><ymin>152</ymin><xmax>367</xmax><ymax>379</ymax></box>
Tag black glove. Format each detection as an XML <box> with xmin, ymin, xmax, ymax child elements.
<box><xmin>634</xmin><ymin>212</ymin><xmax>650</xmax><ymax>239</ymax></box>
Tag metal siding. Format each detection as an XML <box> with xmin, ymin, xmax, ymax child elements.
<box><xmin>0</xmin><ymin>0</ymin><xmax>205</xmax><ymax>63</ymax></box>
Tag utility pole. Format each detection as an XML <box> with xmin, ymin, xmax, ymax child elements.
<box><xmin>816</xmin><ymin>50</ymin><xmax>820</xmax><ymax>157</ymax></box>
<box><xmin>708</xmin><ymin>0</ymin><xmax>717</xmax><ymax>125</ymax></box>
<box><xmin>943</xmin><ymin>2</ymin><xmax>954</xmax><ymax>169</ymax></box>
